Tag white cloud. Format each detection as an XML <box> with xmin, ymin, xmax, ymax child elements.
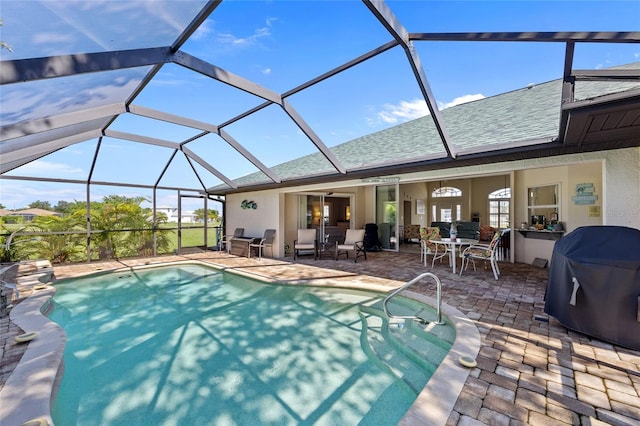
<box><xmin>32</xmin><ymin>32</ymin><xmax>74</xmax><ymax>45</ymax></box>
<box><xmin>216</xmin><ymin>23</ymin><xmax>272</xmax><ymax>48</ymax></box>
<box><xmin>0</xmin><ymin>182</ymin><xmax>84</xmax><ymax>210</ymax></box>
<box><xmin>438</xmin><ymin>93</ymin><xmax>485</xmax><ymax>109</ymax></box>
<box><xmin>16</xmin><ymin>160</ymin><xmax>84</xmax><ymax>177</ymax></box>
<box><xmin>192</xmin><ymin>20</ymin><xmax>212</xmax><ymax>41</ymax></box>
<box><xmin>377</xmin><ymin>99</ymin><xmax>429</xmax><ymax>124</ymax></box>
<box><xmin>261</xmin><ymin>67</ymin><xmax>272</xmax><ymax>75</ymax></box>
<box><xmin>372</xmin><ymin>93</ymin><xmax>485</xmax><ymax>126</ymax></box>
<box><xmin>265</xmin><ymin>17</ymin><xmax>277</xmax><ymax>28</ymax></box>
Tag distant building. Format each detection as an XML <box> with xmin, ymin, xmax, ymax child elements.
<box><xmin>155</xmin><ymin>207</ymin><xmax>198</xmax><ymax>223</ymax></box>
<box><xmin>9</xmin><ymin>208</ymin><xmax>61</xmax><ymax>222</ymax></box>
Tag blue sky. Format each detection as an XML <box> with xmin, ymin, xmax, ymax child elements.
<box><xmin>1</xmin><ymin>0</ymin><xmax>639</xmax><ymax>211</ymax></box>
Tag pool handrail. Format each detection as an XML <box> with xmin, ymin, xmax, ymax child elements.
<box><xmin>383</xmin><ymin>272</ymin><xmax>444</xmax><ymax>325</ymax></box>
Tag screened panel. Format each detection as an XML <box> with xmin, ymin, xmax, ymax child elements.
<box><xmin>0</xmin><ymin>179</ymin><xmax>87</xmax><ymax>212</ymax></box>
<box><xmin>414</xmin><ymin>42</ymin><xmax>565</xmax><ymax>151</ymax></box>
<box><xmin>133</xmin><ymin>63</ymin><xmax>266</xmax><ymax>126</ymax></box>
<box><xmin>573</xmin><ymin>60</ymin><xmax>640</xmax><ymax>101</ymax></box>
<box><xmin>0</xmin><ymin>1</ymin><xmax>209</xmax><ymax>60</ymax></box>
<box><xmin>90</xmin><ymin>138</ymin><xmax>177</xmax><ymax>187</ymax></box>
<box><xmin>221</xmin><ymin>104</ymin><xmax>337</xmax><ymax>178</ymax></box>
<box><xmin>4</xmin><ymin>138</ymin><xmax>98</xmax><ymax>181</ymax></box>
<box><xmin>1</xmin><ymin>116</ymin><xmax>109</xmax><ymax>146</ymax></box>
<box><xmin>1</xmin><ymin>120</ymin><xmax>105</xmax><ymax>175</ymax></box>
<box><xmin>189</xmin><ymin>161</ymin><xmax>226</xmax><ymax>191</ymax></box>
<box><xmin>573</xmin><ymin>44</ymin><xmax>640</xmax><ymax>70</ymax></box>
<box><xmin>0</xmin><ymin>68</ymin><xmax>152</xmax><ymax>125</ymax></box>
<box><xmin>108</xmin><ymin>114</ymin><xmax>203</xmax><ymax>143</ymax></box>
<box><xmin>286</xmin><ymin>47</ymin><xmax>441</xmax><ymax>166</ymax></box>
<box><xmin>158</xmin><ymin>151</ymin><xmax>208</xmax><ymax>190</ymax></box>
<box><xmin>193</xmin><ymin>1</ymin><xmax>393</xmax><ymax>92</ymax></box>
<box><xmin>391</xmin><ymin>1</ymin><xmax>640</xmax><ymax>33</ymax></box>
<box><xmin>155</xmin><ymin>189</ymin><xmax>181</xmax><ymax>216</ymax></box>
<box><xmin>182</xmin><ymin>133</ymin><xmax>266</xmax><ymax>183</ymax></box>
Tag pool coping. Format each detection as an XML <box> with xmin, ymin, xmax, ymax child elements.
<box><xmin>0</xmin><ymin>259</ymin><xmax>480</xmax><ymax>426</ymax></box>
<box><xmin>1</xmin><ymin>284</ymin><xmax>63</xmax><ymax>426</ymax></box>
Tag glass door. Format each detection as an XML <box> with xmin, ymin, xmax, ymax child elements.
<box><xmin>376</xmin><ymin>184</ymin><xmax>398</xmax><ymax>250</ymax></box>
<box><xmin>298</xmin><ymin>194</ymin><xmax>323</xmax><ymax>230</ymax></box>
<box><xmin>298</xmin><ymin>193</ymin><xmax>352</xmax><ymax>245</ymax></box>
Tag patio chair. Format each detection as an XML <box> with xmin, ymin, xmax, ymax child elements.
<box><xmin>335</xmin><ymin>229</ymin><xmax>366</xmax><ymax>263</ymax></box>
<box><xmin>249</xmin><ymin>229</ymin><xmax>276</xmax><ymax>259</ymax></box>
<box><xmin>0</xmin><ymin>264</ymin><xmax>19</xmax><ymax>304</ymax></box>
<box><xmin>419</xmin><ymin>227</ymin><xmax>448</xmax><ymax>267</ymax></box>
<box><xmin>221</xmin><ymin>228</ymin><xmax>244</xmax><ymax>253</ymax></box>
<box><xmin>1</xmin><ymin>280</ymin><xmax>18</xmax><ymax>302</ymax></box>
<box><xmin>459</xmin><ymin>230</ymin><xmax>503</xmax><ymax>280</ymax></box>
<box><xmin>293</xmin><ymin>229</ymin><xmax>318</xmax><ymax>260</ymax></box>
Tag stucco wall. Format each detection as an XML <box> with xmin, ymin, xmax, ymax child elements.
<box><xmin>225</xmin><ymin>190</ymin><xmax>283</xmax><ymax>257</ymax></box>
<box><xmin>603</xmin><ymin>148</ymin><xmax>640</xmax><ymax>228</ymax></box>
<box><xmin>511</xmin><ymin>148</ymin><xmax>639</xmax><ymax>264</ymax></box>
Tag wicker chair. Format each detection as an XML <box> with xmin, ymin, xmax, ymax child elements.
<box><xmin>459</xmin><ymin>230</ymin><xmax>503</xmax><ymax>280</ymax></box>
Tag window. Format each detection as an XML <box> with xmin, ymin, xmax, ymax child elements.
<box><xmin>527</xmin><ymin>184</ymin><xmax>559</xmax><ymax>225</ymax></box>
<box><xmin>489</xmin><ymin>187</ymin><xmax>511</xmax><ymax>229</ymax></box>
<box><xmin>432</xmin><ymin>186</ymin><xmax>462</xmax><ymax>197</ymax></box>
<box><xmin>431</xmin><ymin>186</ymin><xmax>462</xmax><ymax>222</ymax></box>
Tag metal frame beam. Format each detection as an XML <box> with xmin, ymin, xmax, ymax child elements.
<box><xmin>0</xmin><ymin>130</ymin><xmax>102</xmax><ymax>173</ymax></box>
<box><xmin>172</xmin><ymin>51</ymin><xmax>283</xmax><ymax>105</ymax></box>
<box><xmin>409</xmin><ymin>31</ymin><xmax>640</xmax><ymax>43</ymax></box>
<box><xmin>558</xmin><ymin>43</ymin><xmax>575</xmax><ymax>145</ymax></box>
<box><xmin>0</xmin><ymin>47</ymin><xmax>174</xmax><ymax>85</ymax></box>
<box><xmin>364</xmin><ymin>0</ymin><xmax>456</xmax><ymax>158</ymax></box>
<box><xmin>0</xmin><ymin>103</ymin><xmax>125</xmax><ymax>141</ymax></box>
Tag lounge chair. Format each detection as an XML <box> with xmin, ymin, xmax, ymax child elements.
<box><xmin>293</xmin><ymin>229</ymin><xmax>318</xmax><ymax>260</ymax></box>
<box><xmin>335</xmin><ymin>229</ymin><xmax>366</xmax><ymax>263</ymax></box>
<box><xmin>249</xmin><ymin>229</ymin><xmax>276</xmax><ymax>259</ymax></box>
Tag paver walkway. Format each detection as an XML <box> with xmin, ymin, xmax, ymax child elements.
<box><xmin>1</xmin><ymin>250</ymin><xmax>639</xmax><ymax>425</ymax></box>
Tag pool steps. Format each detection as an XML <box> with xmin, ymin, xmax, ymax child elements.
<box><xmin>383</xmin><ymin>272</ymin><xmax>443</xmax><ymax>325</ymax></box>
<box><xmin>358</xmin><ymin>302</ymin><xmax>454</xmax><ymax>395</ymax></box>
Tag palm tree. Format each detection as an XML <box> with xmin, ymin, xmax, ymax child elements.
<box><xmin>26</xmin><ymin>214</ymin><xmax>85</xmax><ymax>263</ymax></box>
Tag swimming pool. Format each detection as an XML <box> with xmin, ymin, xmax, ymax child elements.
<box><xmin>46</xmin><ymin>263</ymin><xmax>456</xmax><ymax>425</ymax></box>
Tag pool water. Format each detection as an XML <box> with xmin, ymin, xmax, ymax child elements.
<box><xmin>47</xmin><ymin>264</ymin><xmax>454</xmax><ymax>425</ymax></box>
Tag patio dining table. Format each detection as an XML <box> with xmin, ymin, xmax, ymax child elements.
<box><xmin>429</xmin><ymin>238</ymin><xmax>478</xmax><ymax>274</ymax></box>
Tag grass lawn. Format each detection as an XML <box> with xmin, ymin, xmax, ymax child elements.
<box><xmin>161</xmin><ymin>222</ymin><xmax>222</xmax><ymax>252</ymax></box>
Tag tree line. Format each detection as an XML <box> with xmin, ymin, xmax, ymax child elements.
<box><xmin>1</xmin><ymin>196</ymin><xmax>220</xmax><ymax>264</ymax></box>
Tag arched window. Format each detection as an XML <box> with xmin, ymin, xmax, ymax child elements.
<box><xmin>432</xmin><ymin>186</ymin><xmax>462</xmax><ymax>198</ymax></box>
<box><xmin>431</xmin><ymin>186</ymin><xmax>462</xmax><ymax>222</ymax></box>
<box><xmin>489</xmin><ymin>188</ymin><xmax>511</xmax><ymax>229</ymax></box>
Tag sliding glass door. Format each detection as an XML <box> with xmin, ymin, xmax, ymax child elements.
<box><xmin>298</xmin><ymin>194</ymin><xmax>352</xmax><ymax>244</ymax></box>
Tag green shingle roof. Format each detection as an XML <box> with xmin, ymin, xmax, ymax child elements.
<box><xmin>225</xmin><ymin>62</ymin><xmax>640</xmax><ymax>189</ymax></box>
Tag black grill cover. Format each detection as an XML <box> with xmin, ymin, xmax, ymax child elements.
<box><xmin>544</xmin><ymin>226</ymin><xmax>640</xmax><ymax>350</ymax></box>
<box><xmin>364</xmin><ymin>223</ymin><xmax>381</xmax><ymax>252</ymax></box>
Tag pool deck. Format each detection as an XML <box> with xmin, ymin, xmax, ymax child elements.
<box><xmin>1</xmin><ymin>250</ymin><xmax>639</xmax><ymax>425</ymax></box>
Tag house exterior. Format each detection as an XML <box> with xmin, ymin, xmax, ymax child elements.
<box><xmin>155</xmin><ymin>207</ymin><xmax>198</xmax><ymax>224</ymax></box>
<box><xmin>7</xmin><ymin>208</ymin><xmax>61</xmax><ymax>222</ymax></box>
<box><xmin>216</xmin><ymin>68</ymin><xmax>640</xmax><ymax>264</ymax></box>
